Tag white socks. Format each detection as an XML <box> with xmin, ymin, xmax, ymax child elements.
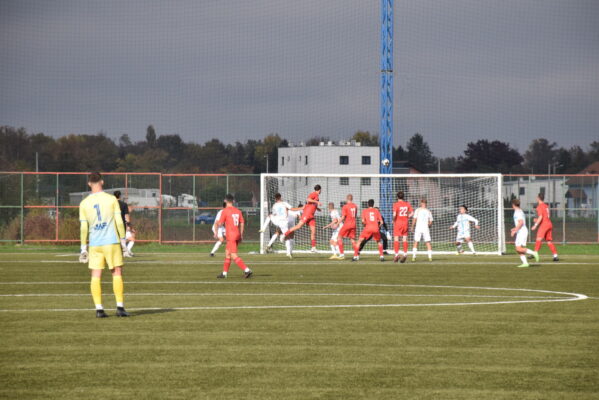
<box><xmin>427</xmin><ymin>250</ymin><xmax>432</xmax><ymax>260</ymax></box>
<box><xmin>116</xmin><ymin>302</ymin><xmax>124</xmax><ymax>308</ymax></box>
<box><xmin>95</xmin><ymin>304</ymin><xmax>104</xmax><ymax>310</ymax></box>
<box><xmin>525</xmin><ymin>249</ymin><xmax>535</xmax><ymax>255</ymax></box>
<box><xmin>467</xmin><ymin>242</ymin><xmax>475</xmax><ymax>253</ymax></box>
<box><xmin>211</xmin><ymin>241</ymin><xmax>222</xmax><ymax>254</ymax></box>
<box><xmin>330</xmin><ymin>244</ymin><xmax>336</xmax><ymax>254</ymax></box>
<box><xmin>285</xmin><ymin>240</ymin><xmax>292</xmax><ymax>255</ymax></box>
<box><xmin>520</xmin><ymin>255</ymin><xmax>527</xmax><ymax>264</ymax></box>
<box><xmin>268</xmin><ymin>234</ymin><xmax>278</xmax><ymax>247</ymax></box>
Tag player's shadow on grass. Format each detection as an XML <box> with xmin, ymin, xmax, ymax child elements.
<box><xmin>130</xmin><ymin>308</ymin><xmax>176</xmax><ymax>317</ymax></box>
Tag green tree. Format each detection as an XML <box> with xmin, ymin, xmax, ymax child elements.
<box><xmin>406</xmin><ymin>133</ymin><xmax>436</xmax><ymax>172</ymax></box>
<box><xmin>351</xmin><ymin>131</ymin><xmax>379</xmax><ymax>146</ymax></box>
<box><xmin>457</xmin><ymin>140</ymin><xmax>523</xmax><ymax>173</ymax></box>
<box><xmin>146</xmin><ymin>125</ymin><xmax>157</xmax><ymax>148</ymax></box>
<box><xmin>524</xmin><ymin>138</ymin><xmax>558</xmax><ymax>173</ymax></box>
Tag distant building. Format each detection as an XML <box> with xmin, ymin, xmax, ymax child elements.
<box><xmin>566</xmin><ymin>161</ymin><xmax>599</xmax><ymax>211</ymax></box>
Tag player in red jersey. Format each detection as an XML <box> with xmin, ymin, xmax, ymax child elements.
<box><xmin>531</xmin><ymin>193</ymin><xmax>559</xmax><ymax>262</ymax></box>
<box><xmin>353</xmin><ymin>199</ymin><xmax>384</xmax><ymax>262</ymax></box>
<box><xmin>285</xmin><ymin>184</ymin><xmax>322</xmax><ymax>252</ymax></box>
<box><xmin>392</xmin><ymin>191</ymin><xmax>414</xmax><ymax>263</ymax></box>
<box><xmin>337</xmin><ymin>194</ymin><xmax>358</xmax><ymax>260</ymax></box>
<box><xmin>216</xmin><ymin>194</ymin><xmax>253</xmax><ymax>279</ymax></box>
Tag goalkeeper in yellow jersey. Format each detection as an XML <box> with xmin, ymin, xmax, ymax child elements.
<box><xmin>79</xmin><ymin>172</ymin><xmax>129</xmax><ymax>318</ymax></box>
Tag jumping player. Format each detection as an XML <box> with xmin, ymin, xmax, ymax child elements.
<box><xmin>511</xmin><ymin>198</ymin><xmax>539</xmax><ymax>268</ymax></box>
<box><xmin>392</xmin><ymin>191</ymin><xmax>413</xmax><ymax>263</ymax></box>
<box><xmin>531</xmin><ymin>193</ymin><xmax>559</xmax><ymax>262</ymax></box>
<box><xmin>284</xmin><ymin>203</ymin><xmax>303</xmax><ymax>258</ymax></box>
<box><xmin>337</xmin><ymin>194</ymin><xmax>357</xmax><ymax>260</ymax></box>
<box><xmin>412</xmin><ymin>199</ymin><xmax>433</xmax><ymax>261</ymax></box>
<box><xmin>216</xmin><ymin>194</ymin><xmax>253</xmax><ymax>279</ymax></box>
<box><xmin>285</xmin><ymin>184</ymin><xmax>322</xmax><ymax>252</ymax></box>
<box><xmin>267</xmin><ymin>193</ymin><xmax>295</xmax><ymax>256</ymax></box>
<box><xmin>450</xmin><ymin>205</ymin><xmax>480</xmax><ymax>255</ymax></box>
<box><xmin>353</xmin><ymin>199</ymin><xmax>384</xmax><ymax>262</ymax></box>
<box><xmin>322</xmin><ymin>202</ymin><xmax>342</xmax><ymax>259</ymax></box>
<box><xmin>210</xmin><ymin>202</ymin><xmax>227</xmax><ymax>256</ymax></box>
<box><xmin>79</xmin><ymin>172</ymin><xmax>129</xmax><ymax>318</ymax></box>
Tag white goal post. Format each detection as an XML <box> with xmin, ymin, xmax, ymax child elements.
<box><xmin>260</xmin><ymin>173</ymin><xmax>505</xmax><ymax>255</ymax></box>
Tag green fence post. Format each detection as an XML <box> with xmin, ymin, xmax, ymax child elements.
<box><xmin>20</xmin><ymin>173</ymin><xmax>24</xmax><ymax>244</ymax></box>
<box><xmin>562</xmin><ymin>176</ymin><xmax>566</xmax><ymax>244</ymax></box>
<box><xmin>192</xmin><ymin>175</ymin><xmax>196</xmax><ymax>242</ymax></box>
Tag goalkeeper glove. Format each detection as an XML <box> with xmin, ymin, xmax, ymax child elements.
<box><xmin>79</xmin><ymin>244</ymin><xmax>88</xmax><ymax>263</ymax></box>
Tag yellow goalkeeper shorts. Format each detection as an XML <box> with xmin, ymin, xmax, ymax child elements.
<box><xmin>89</xmin><ymin>244</ymin><xmax>123</xmax><ymax>270</ymax></box>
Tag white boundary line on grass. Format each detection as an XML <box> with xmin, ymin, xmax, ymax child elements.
<box><xmin>0</xmin><ymin>282</ymin><xmax>587</xmax><ymax>312</ymax></box>
<box><xmin>1</xmin><ymin>260</ymin><xmax>598</xmax><ymax>265</ymax></box>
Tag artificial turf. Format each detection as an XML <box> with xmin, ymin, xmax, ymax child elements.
<box><xmin>1</xmin><ymin>249</ymin><xmax>598</xmax><ymax>399</ymax></box>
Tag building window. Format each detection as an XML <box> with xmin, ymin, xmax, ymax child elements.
<box><xmin>281</xmin><ymin>157</ymin><xmax>284</xmax><ymax>166</ymax></box>
<box><xmin>540</xmin><ymin>187</ymin><xmax>546</xmax><ymax>196</ymax></box>
<box><xmin>339</xmin><ymin>156</ymin><xmax>349</xmax><ymax>165</ymax></box>
<box><xmin>361</xmin><ymin>178</ymin><xmax>371</xmax><ymax>186</ymax></box>
<box><xmin>362</xmin><ymin>156</ymin><xmax>371</xmax><ymax>165</ymax></box>
<box><xmin>305</xmin><ymin>155</ymin><xmax>308</xmax><ymax>165</ymax></box>
<box><xmin>519</xmin><ymin>187</ymin><xmax>525</xmax><ymax>196</ymax></box>
<box><xmin>361</xmin><ymin>201</ymin><xmax>369</xmax><ymax>209</ymax></box>
<box><xmin>340</xmin><ymin>177</ymin><xmax>349</xmax><ymax>186</ymax></box>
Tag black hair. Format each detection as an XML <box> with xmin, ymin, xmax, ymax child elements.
<box><xmin>396</xmin><ymin>191</ymin><xmax>404</xmax><ymax>200</ymax></box>
<box><xmin>88</xmin><ymin>172</ymin><xmax>102</xmax><ymax>183</ymax></box>
<box><xmin>314</xmin><ymin>184</ymin><xmax>321</xmax><ymax>191</ymax></box>
<box><xmin>274</xmin><ymin>193</ymin><xmax>282</xmax><ymax>200</ymax></box>
<box><xmin>225</xmin><ymin>193</ymin><xmax>235</xmax><ymax>202</ymax></box>
<box><xmin>367</xmin><ymin>199</ymin><xmax>375</xmax><ymax>207</ymax></box>
<box><xmin>222</xmin><ymin>202</ymin><xmax>227</xmax><ymax>208</ymax></box>
<box><xmin>538</xmin><ymin>193</ymin><xmax>545</xmax><ymax>201</ymax></box>
<box><xmin>114</xmin><ymin>190</ymin><xmax>121</xmax><ymax>199</ymax></box>
<box><xmin>461</xmin><ymin>205</ymin><xmax>468</xmax><ymax>211</ymax></box>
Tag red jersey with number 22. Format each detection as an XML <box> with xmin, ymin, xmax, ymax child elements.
<box><xmin>393</xmin><ymin>200</ymin><xmax>413</xmax><ymax>227</ymax></box>
<box><xmin>303</xmin><ymin>191</ymin><xmax>319</xmax><ymax>217</ymax></box>
<box><xmin>362</xmin><ymin>208</ymin><xmax>382</xmax><ymax>232</ymax></box>
<box><xmin>341</xmin><ymin>203</ymin><xmax>358</xmax><ymax>228</ymax></box>
<box><xmin>219</xmin><ymin>206</ymin><xmax>244</xmax><ymax>240</ymax></box>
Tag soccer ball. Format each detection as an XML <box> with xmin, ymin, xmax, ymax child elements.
<box><xmin>381</xmin><ymin>158</ymin><xmax>390</xmax><ymax>167</ymax></box>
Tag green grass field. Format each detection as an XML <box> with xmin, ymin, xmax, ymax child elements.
<box><xmin>1</xmin><ymin>247</ymin><xmax>598</xmax><ymax>399</ymax></box>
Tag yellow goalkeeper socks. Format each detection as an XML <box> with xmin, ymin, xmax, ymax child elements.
<box><xmin>112</xmin><ymin>275</ymin><xmax>124</xmax><ymax>307</ymax></box>
<box><xmin>90</xmin><ymin>277</ymin><xmax>102</xmax><ymax>309</ymax></box>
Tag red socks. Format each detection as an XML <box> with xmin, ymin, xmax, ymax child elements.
<box><xmin>338</xmin><ymin>240</ymin><xmax>344</xmax><ymax>255</ymax></box>
<box><xmin>548</xmin><ymin>242</ymin><xmax>557</xmax><ymax>254</ymax></box>
<box><xmin>378</xmin><ymin>242</ymin><xmax>383</xmax><ymax>256</ymax></box>
<box><xmin>353</xmin><ymin>243</ymin><xmax>359</xmax><ymax>257</ymax></box>
<box><xmin>311</xmin><ymin>239</ymin><xmax>316</xmax><ymax>247</ymax></box>
<box><xmin>394</xmin><ymin>241</ymin><xmax>399</xmax><ymax>254</ymax></box>
<box><xmin>233</xmin><ymin>257</ymin><xmax>247</xmax><ymax>270</ymax></box>
<box><xmin>403</xmin><ymin>241</ymin><xmax>408</xmax><ymax>253</ymax></box>
<box><xmin>223</xmin><ymin>258</ymin><xmax>231</xmax><ymax>273</ymax></box>
<box><xmin>534</xmin><ymin>240</ymin><xmax>542</xmax><ymax>252</ymax></box>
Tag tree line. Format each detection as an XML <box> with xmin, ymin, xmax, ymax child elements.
<box><xmin>1</xmin><ymin>125</ymin><xmax>597</xmax><ymax>174</ymax></box>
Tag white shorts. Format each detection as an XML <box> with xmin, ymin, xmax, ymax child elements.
<box><xmin>515</xmin><ymin>228</ymin><xmax>528</xmax><ymax>247</ymax></box>
<box><xmin>126</xmin><ymin>231</ymin><xmax>134</xmax><ymax>240</ymax></box>
<box><xmin>456</xmin><ymin>231</ymin><xmax>471</xmax><ymax>243</ymax></box>
<box><xmin>330</xmin><ymin>224</ymin><xmax>342</xmax><ymax>241</ymax></box>
<box><xmin>212</xmin><ymin>227</ymin><xmax>226</xmax><ymax>239</ymax></box>
<box><xmin>273</xmin><ymin>219</ymin><xmax>289</xmax><ymax>234</ymax></box>
<box><xmin>414</xmin><ymin>230</ymin><xmax>431</xmax><ymax>243</ymax></box>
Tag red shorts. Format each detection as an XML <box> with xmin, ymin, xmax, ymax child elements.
<box><xmin>536</xmin><ymin>225</ymin><xmax>553</xmax><ymax>241</ymax></box>
<box><xmin>393</xmin><ymin>222</ymin><xmax>409</xmax><ymax>237</ymax></box>
<box><xmin>226</xmin><ymin>238</ymin><xmax>241</xmax><ymax>253</ymax></box>
<box><xmin>301</xmin><ymin>214</ymin><xmax>316</xmax><ymax>227</ymax></box>
<box><xmin>339</xmin><ymin>225</ymin><xmax>356</xmax><ymax>239</ymax></box>
<box><xmin>360</xmin><ymin>228</ymin><xmax>380</xmax><ymax>241</ymax></box>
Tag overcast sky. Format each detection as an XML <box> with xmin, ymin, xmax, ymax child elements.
<box><xmin>1</xmin><ymin>0</ymin><xmax>598</xmax><ymax>157</ymax></box>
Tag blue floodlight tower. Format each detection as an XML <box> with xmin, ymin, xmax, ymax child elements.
<box><xmin>380</xmin><ymin>0</ymin><xmax>393</xmax><ymax>222</ymax></box>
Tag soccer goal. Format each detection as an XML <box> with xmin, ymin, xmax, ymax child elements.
<box><xmin>260</xmin><ymin>173</ymin><xmax>505</xmax><ymax>255</ymax></box>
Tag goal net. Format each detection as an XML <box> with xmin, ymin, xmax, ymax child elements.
<box><xmin>260</xmin><ymin>173</ymin><xmax>505</xmax><ymax>255</ymax></box>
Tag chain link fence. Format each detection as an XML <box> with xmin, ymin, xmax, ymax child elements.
<box><xmin>0</xmin><ymin>172</ymin><xmax>260</xmax><ymax>244</ymax></box>
<box><xmin>1</xmin><ymin>172</ymin><xmax>597</xmax><ymax>245</ymax></box>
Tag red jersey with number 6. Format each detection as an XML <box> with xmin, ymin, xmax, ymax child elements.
<box><xmin>219</xmin><ymin>206</ymin><xmax>244</xmax><ymax>241</ymax></box>
<box><xmin>341</xmin><ymin>202</ymin><xmax>358</xmax><ymax>228</ymax></box>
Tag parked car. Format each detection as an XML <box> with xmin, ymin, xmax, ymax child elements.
<box><xmin>195</xmin><ymin>212</ymin><xmax>216</xmax><ymax>225</ymax></box>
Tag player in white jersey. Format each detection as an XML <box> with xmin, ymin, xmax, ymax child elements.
<box><xmin>322</xmin><ymin>202</ymin><xmax>343</xmax><ymax>259</ymax></box>
<box><xmin>411</xmin><ymin>199</ymin><xmax>433</xmax><ymax>261</ymax></box>
<box><xmin>284</xmin><ymin>204</ymin><xmax>303</xmax><ymax>258</ymax></box>
<box><xmin>450</xmin><ymin>205</ymin><xmax>480</xmax><ymax>255</ymax></box>
<box><xmin>510</xmin><ymin>199</ymin><xmax>539</xmax><ymax>268</ymax></box>
<box><xmin>210</xmin><ymin>203</ymin><xmax>227</xmax><ymax>256</ymax></box>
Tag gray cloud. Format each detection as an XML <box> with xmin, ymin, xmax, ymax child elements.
<box><xmin>1</xmin><ymin>0</ymin><xmax>597</xmax><ymax>157</ymax></box>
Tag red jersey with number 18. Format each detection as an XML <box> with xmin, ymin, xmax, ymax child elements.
<box><xmin>218</xmin><ymin>206</ymin><xmax>244</xmax><ymax>240</ymax></box>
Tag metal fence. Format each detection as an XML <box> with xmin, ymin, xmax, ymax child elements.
<box><xmin>0</xmin><ymin>172</ymin><xmax>597</xmax><ymax>245</ymax></box>
<box><xmin>0</xmin><ymin>172</ymin><xmax>260</xmax><ymax>244</ymax></box>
